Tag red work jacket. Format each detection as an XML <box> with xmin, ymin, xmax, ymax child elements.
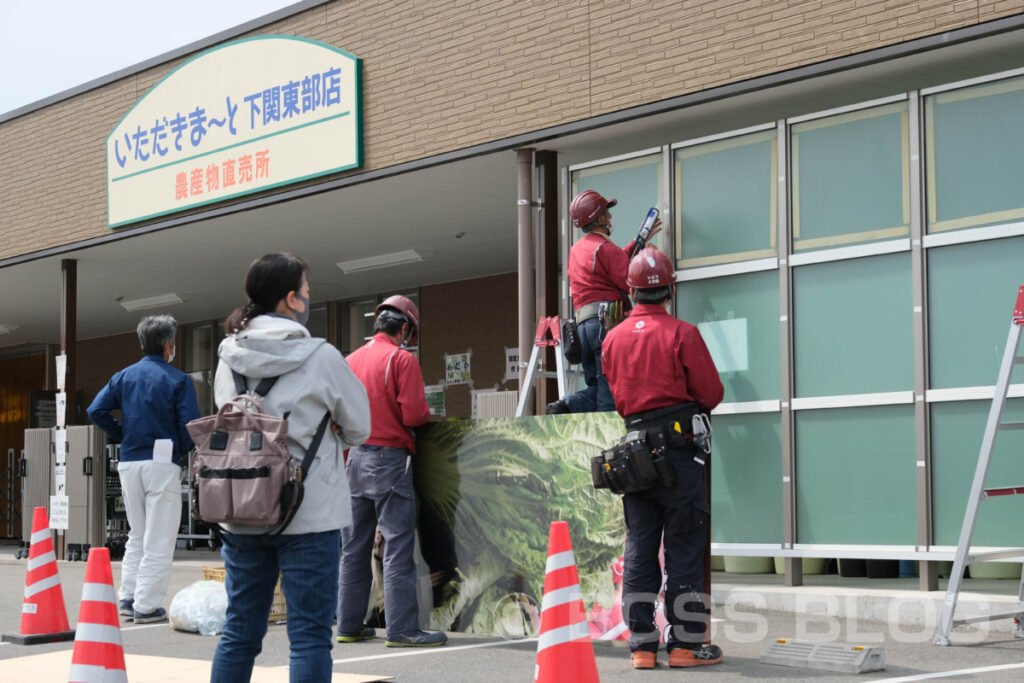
<box><xmin>601</xmin><ymin>304</ymin><xmax>724</xmax><ymax>418</ymax></box>
<box><xmin>568</xmin><ymin>232</ymin><xmax>637</xmax><ymax>309</ymax></box>
<box><xmin>346</xmin><ymin>333</ymin><xmax>430</xmax><ymax>453</ymax></box>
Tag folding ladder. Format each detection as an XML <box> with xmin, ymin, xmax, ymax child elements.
<box><xmin>933</xmin><ymin>285</ymin><xmax>1024</xmax><ymax>646</ymax></box>
<box><xmin>515</xmin><ymin>316</ymin><xmax>570</xmax><ymax>417</ymax></box>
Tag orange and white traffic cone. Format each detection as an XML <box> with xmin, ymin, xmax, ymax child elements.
<box><xmin>535</xmin><ymin>521</ymin><xmax>599</xmax><ymax>683</ymax></box>
<box><xmin>68</xmin><ymin>547</ymin><xmax>128</xmax><ymax>683</ymax></box>
<box><xmin>1</xmin><ymin>506</ymin><xmax>76</xmax><ymax>645</ymax></box>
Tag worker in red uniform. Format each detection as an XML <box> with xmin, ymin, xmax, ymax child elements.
<box><xmin>601</xmin><ymin>247</ymin><xmax>724</xmax><ymax>670</ymax></box>
<box><xmin>547</xmin><ymin>189</ymin><xmax>660</xmax><ymax>415</ymax></box>
<box><xmin>336</xmin><ymin>295</ymin><xmax>448</xmax><ymax>648</ymax></box>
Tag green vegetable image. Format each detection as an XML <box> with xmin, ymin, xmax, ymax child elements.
<box><xmin>409</xmin><ymin>413</ymin><xmax>626</xmax><ymax>636</ymax></box>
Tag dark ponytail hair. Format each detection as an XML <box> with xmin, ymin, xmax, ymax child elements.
<box><xmin>224</xmin><ymin>253</ymin><xmax>308</xmax><ymax>335</ymax></box>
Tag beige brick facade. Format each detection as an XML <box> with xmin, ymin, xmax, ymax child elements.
<box><xmin>2</xmin><ymin>0</ymin><xmax>1023</xmax><ymax>260</ymax></box>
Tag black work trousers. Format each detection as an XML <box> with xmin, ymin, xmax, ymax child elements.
<box><xmin>621</xmin><ymin>444</ymin><xmax>709</xmax><ymax>653</ymax></box>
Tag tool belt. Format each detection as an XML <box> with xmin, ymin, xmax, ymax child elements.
<box><xmin>625</xmin><ymin>402</ymin><xmax>713</xmax><ymax>464</ymax></box>
<box><xmin>576</xmin><ymin>300</ymin><xmax>628</xmax><ymax>330</ymax></box>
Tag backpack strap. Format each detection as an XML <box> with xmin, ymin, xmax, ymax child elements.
<box><xmin>232</xmin><ymin>370</ymin><xmax>278</xmax><ymax>399</ymax></box>
<box><xmin>266</xmin><ymin>410</ymin><xmax>330</xmax><ymax>537</ymax></box>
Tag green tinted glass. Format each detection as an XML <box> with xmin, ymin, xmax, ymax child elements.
<box><xmin>795</xmin><ymin>405</ymin><xmax>916</xmax><ymax>544</ymax></box>
<box><xmin>926</xmin><ymin>75</ymin><xmax>1024</xmax><ymax>233</ymax></box>
<box><xmin>675</xmin><ymin>130</ymin><xmax>777</xmax><ymax>268</ymax></box>
<box><xmin>711</xmin><ymin>412</ymin><xmax>782</xmax><ymax>543</ymax></box>
<box><xmin>571</xmin><ymin>154</ymin><xmax>663</xmax><ymax>251</ymax></box>
<box><xmin>927</xmin><ymin>236</ymin><xmax>1024</xmax><ymax>389</ymax></box>
<box><xmin>931</xmin><ymin>400</ymin><xmax>1024</xmax><ymax>546</ymax></box>
<box><xmin>791</xmin><ymin>102</ymin><xmax>910</xmax><ymax>252</ymax></box>
<box><xmin>676</xmin><ymin>269</ymin><xmax>780</xmax><ymax>402</ymax></box>
<box><xmin>793</xmin><ymin>252</ymin><xmax>913</xmax><ymax>397</ymax></box>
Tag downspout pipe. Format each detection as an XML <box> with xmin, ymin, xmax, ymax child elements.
<box><xmin>516</xmin><ymin>149</ymin><xmax>535</xmax><ymax>411</ymax></box>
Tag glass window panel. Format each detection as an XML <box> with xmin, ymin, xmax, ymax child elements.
<box><xmin>791</xmin><ymin>102</ymin><xmax>910</xmax><ymax>252</ymax></box>
<box><xmin>675</xmin><ymin>269</ymin><xmax>779</xmax><ymax>402</ymax></box>
<box><xmin>926</xmin><ymin>75</ymin><xmax>1024</xmax><ymax>233</ymax></box>
<box><xmin>795</xmin><ymin>405</ymin><xmax>916</xmax><ymax>544</ymax></box>
<box><xmin>793</xmin><ymin>252</ymin><xmax>913</xmax><ymax>397</ymax></box>
<box><xmin>675</xmin><ymin>130</ymin><xmax>777</xmax><ymax>268</ymax></box>
<box><xmin>711</xmin><ymin>413</ymin><xmax>782</xmax><ymax>543</ymax></box>
<box><xmin>570</xmin><ymin>154</ymin><xmax>663</xmax><ymax>252</ymax></box>
<box><xmin>181</xmin><ymin>324</ymin><xmax>214</xmax><ymax>415</ymax></box>
<box><xmin>343</xmin><ymin>299</ymin><xmax>377</xmax><ymax>355</ymax></box>
<box><xmin>931</xmin><ymin>399</ymin><xmax>1024</xmax><ymax>546</ymax></box>
<box><xmin>927</xmin><ymin>236</ymin><xmax>1024</xmax><ymax>389</ymax></box>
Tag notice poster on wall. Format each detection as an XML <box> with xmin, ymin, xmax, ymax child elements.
<box><xmin>445</xmin><ymin>350</ymin><xmax>472</xmax><ymax>386</ymax></box>
<box><xmin>504</xmin><ymin>346</ymin><xmax>520</xmax><ymax>382</ymax></box>
<box><xmin>425</xmin><ymin>384</ymin><xmax>446</xmax><ymax>417</ymax></box>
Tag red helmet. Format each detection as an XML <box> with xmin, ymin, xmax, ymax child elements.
<box><xmin>569</xmin><ymin>190</ymin><xmax>617</xmax><ymax>229</ymax></box>
<box><xmin>376</xmin><ymin>295</ymin><xmax>420</xmax><ymax>345</ymax></box>
<box><xmin>627</xmin><ymin>247</ymin><xmax>676</xmax><ymax>289</ymax></box>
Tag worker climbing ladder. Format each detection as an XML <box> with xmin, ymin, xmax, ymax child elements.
<box><xmin>934</xmin><ymin>285</ymin><xmax>1024</xmax><ymax>646</ymax></box>
<box><xmin>515</xmin><ymin>316</ymin><xmax>570</xmax><ymax>417</ymax></box>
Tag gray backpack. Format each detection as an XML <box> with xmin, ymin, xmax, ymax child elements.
<box><xmin>186</xmin><ymin>373</ymin><xmax>329</xmax><ymax>534</ymax></box>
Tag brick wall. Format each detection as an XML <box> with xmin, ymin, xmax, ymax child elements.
<box><xmin>2</xmin><ymin>0</ymin><xmax>1023</xmax><ymax>260</ymax></box>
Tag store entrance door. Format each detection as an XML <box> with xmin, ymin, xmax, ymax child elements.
<box><xmin>0</xmin><ymin>351</ymin><xmax>47</xmax><ymax>539</ymax></box>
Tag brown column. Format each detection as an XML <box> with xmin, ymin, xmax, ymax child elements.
<box><xmin>60</xmin><ymin>259</ymin><xmax>77</xmax><ymax>424</ymax></box>
<box><xmin>535</xmin><ymin>151</ymin><xmax>560</xmax><ymax>406</ymax></box>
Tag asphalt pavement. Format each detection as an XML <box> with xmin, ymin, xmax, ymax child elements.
<box><xmin>2</xmin><ymin>542</ymin><xmax>1023</xmax><ymax>682</ymax></box>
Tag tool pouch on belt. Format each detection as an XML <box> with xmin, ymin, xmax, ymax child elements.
<box><xmin>598</xmin><ymin>301</ymin><xmax>626</xmax><ymax>333</ymax></box>
<box><xmin>561</xmin><ymin>317</ymin><xmax>582</xmax><ymax>365</ymax></box>
<box><xmin>591</xmin><ymin>429</ymin><xmax>675</xmax><ymax>494</ymax></box>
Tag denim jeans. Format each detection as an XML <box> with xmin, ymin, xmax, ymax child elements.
<box><xmin>211</xmin><ymin>529</ymin><xmax>340</xmax><ymax>683</ymax></box>
<box><xmin>337</xmin><ymin>445</ymin><xmax>420</xmax><ymax>639</ymax></box>
<box><xmin>563</xmin><ymin>316</ymin><xmax>615</xmax><ymax>413</ymax></box>
<box><xmin>621</xmin><ymin>447</ymin><xmax>710</xmax><ymax>653</ymax></box>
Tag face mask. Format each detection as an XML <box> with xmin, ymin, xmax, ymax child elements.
<box><xmin>291</xmin><ymin>293</ymin><xmax>310</xmax><ymax>327</ymax></box>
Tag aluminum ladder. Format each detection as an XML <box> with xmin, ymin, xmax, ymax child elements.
<box><xmin>933</xmin><ymin>285</ymin><xmax>1024</xmax><ymax>646</ymax></box>
<box><xmin>514</xmin><ymin>316</ymin><xmax>570</xmax><ymax>417</ymax></box>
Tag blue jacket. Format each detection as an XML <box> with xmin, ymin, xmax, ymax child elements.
<box><xmin>87</xmin><ymin>354</ymin><xmax>201</xmax><ymax>465</ymax></box>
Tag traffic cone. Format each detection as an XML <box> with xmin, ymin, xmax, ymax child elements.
<box><xmin>535</xmin><ymin>521</ymin><xmax>599</xmax><ymax>683</ymax></box>
<box><xmin>1</xmin><ymin>506</ymin><xmax>76</xmax><ymax>645</ymax></box>
<box><xmin>68</xmin><ymin>547</ymin><xmax>128</xmax><ymax>683</ymax></box>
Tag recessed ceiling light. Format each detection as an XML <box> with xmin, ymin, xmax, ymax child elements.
<box><xmin>337</xmin><ymin>250</ymin><xmax>423</xmax><ymax>274</ymax></box>
<box><xmin>119</xmin><ymin>293</ymin><xmax>184</xmax><ymax>312</ymax></box>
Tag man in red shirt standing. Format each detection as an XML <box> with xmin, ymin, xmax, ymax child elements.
<box><xmin>601</xmin><ymin>247</ymin><xmax>724</xmax><ymax>670</ymax></box>
<box><xmin>336</xmin><ymin>295</ymin><xmax>447</xmax><ymax>648</ymax></box>
<box><xmin>547</xmin><ymin>189</ymin><xmax>660</xmax><ymax>415</ymax></box>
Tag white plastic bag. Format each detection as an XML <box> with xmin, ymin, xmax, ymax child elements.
<box><xmin>169</xmin><ymin>580</ymin><xmax>228</xmax><ymax>636</ymax></box>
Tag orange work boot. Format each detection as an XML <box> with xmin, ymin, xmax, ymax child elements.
<box><xmin>631</xmin><ymin>650</ymin><xmax>656</xmax><ymax>669</ymax></box>
<box><xmin>668</xmin><ymin>643</ymin><xmax>722</xmax><ymax>667</ymax></box>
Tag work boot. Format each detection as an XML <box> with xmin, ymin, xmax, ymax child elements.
<box><xmin>668</xmin><ymin>643</ymin><xmax>722</xmax><ymax>667</ymax></box>
<box><xmin>631</xmin><ymin>650</ymin><xmax>656</xmax><ymax>669</ymax></box>
<box><xmin>545</xmin><ymin>399</ymin><xmax>570</xmax><ymax>415</ymax></box>
<box><xmin>337</xmin><ymin>625</ymin><xmax>376</xmax><ymax>643</ymax></box>
<box><xmin>385</xmin><ymin>630</ymin><xmax>448</xmax><ymax>647</ymax></box>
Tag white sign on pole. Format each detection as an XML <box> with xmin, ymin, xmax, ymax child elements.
<box><xmin>54</xmin><ymin>427</ymin><xmax>67</xmax><ymax>466</ymax></box>
<box><xmin>49</xmin><ymin>496</ymin><xmax>69</xmax><ymax>530</ymax></box>
<box><xmin>55</xmin><ymin>392</ymin><xmax>67</xmax><ymax>428</ymax></box>
<box><xmin>504</xmin><ymin>346</ymin><xmax>520</xmax><ymax>382</ymax></box>
<box><xmin>54</xmin><ymin>465</ymin><xmax>67</xmax><ymax>497</ymax></box>
<box><xmin>55</xmin><ymin>353</ymin><xmax>67</xmax><ymax>391</ymax></box>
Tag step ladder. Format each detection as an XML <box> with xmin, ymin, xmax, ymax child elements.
<box><xmin>515</xmin><ymin>316</ymin><xmax>570</xmax><ymax>417</ymax></box>
<box><xmin>933</xmin><ymin>285</ymin><xmax>1024</xmax><ymax>646</ymax></box>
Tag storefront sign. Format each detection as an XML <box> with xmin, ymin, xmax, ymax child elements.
<box><xmin>107</xmin><ymin>36</ymin><xmax>362</xmax><ymax>227</ymax></box>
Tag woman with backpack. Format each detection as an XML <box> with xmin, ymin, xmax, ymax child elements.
<box><xmin>209</xmin><ymin>252</ymin><xmax>371</xmax><ymax>683</ymax></box>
